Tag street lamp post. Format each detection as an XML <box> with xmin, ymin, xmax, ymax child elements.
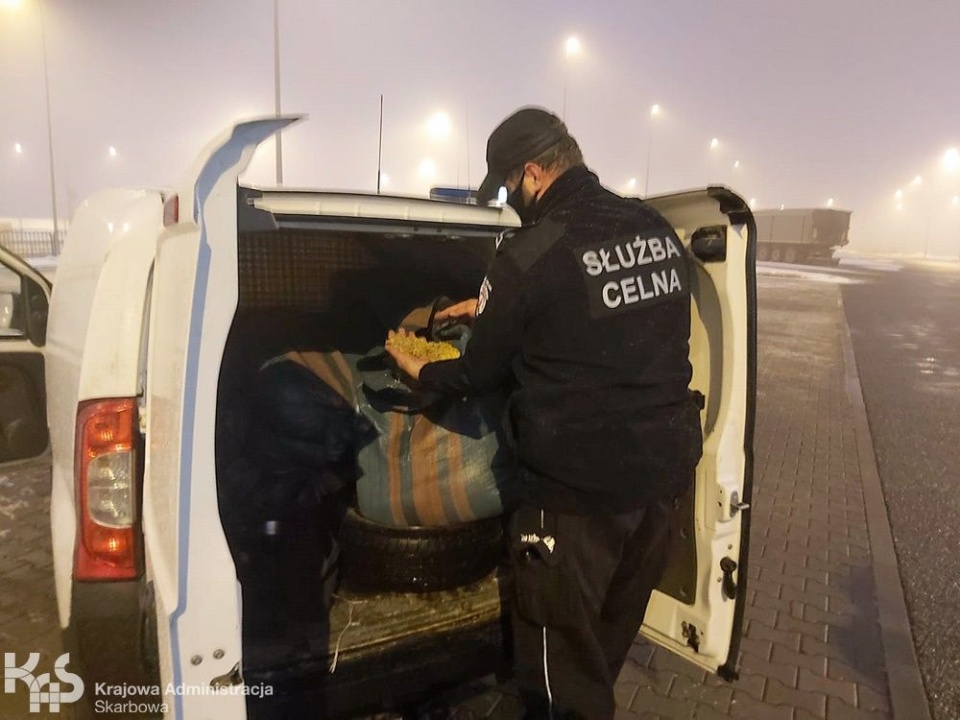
<box><xmin>643</xmin><ymin>104</ymin><xmax>660</xmax><ymax>196</ymax></box>
<box><xmin>906</xmin><ymin>176</ymin><xmax>934</xmax><ymax>258</ymax></box>
<box><xmin>562</xmin><ymin>36</ymin><xmax>580</xmax><ymax>120</ymax></box>
<box><xmin>426</xmin><ymin>110</ymin><xmax>452</xmax><ymax>188</ymax></box>
<box><xmin>942</xmin><ymin>148</ymin><xmax>959</xmax><ymax>257</ymax></box>
<box><xmin>273</xmin><ymin>0</ymin><xmax>282</xmax><ymax>185</ymax></box>
<box><xmin>3</xmin><ymin>0</ymin><xmax>60</xmax><ymax>253</ymax></box>
<box><xmin>707</xmin><ymin>137</ymin><xmax>719</xmax><ymax>183</ymax></box>
<box><xmin>37</xmin><ymin>0</ymin><xmax>58</xmax><ymax>254</ymax></box>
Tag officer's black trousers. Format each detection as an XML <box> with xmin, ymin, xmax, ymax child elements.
<box><xmin>508</xmin><ymin>497</ymin><xmax>676</xmax><ymax>720</ymax></box>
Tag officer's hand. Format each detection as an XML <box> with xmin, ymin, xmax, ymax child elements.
<box><xmin>434</xmin><ymin>298</ymin><xmax>478</xmax><ymax>326</ymax></box>
<box><xmin>385</xmin><ymin>328</ymin><xmax>428</xmax><ymax>381</ymax></box>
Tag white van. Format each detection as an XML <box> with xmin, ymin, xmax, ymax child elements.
<box><xmin>0</xmin><ymin>117</ymin><xmax>757</xmax><ymax>719</ymax></box>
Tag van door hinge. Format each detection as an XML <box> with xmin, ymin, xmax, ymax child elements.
<box><xmin>681</xmin><ymin>621</ymin><xmax>701</xmax><ymax>653</ymax></box>
<box><xmin>137</xmin><ymin>402</ymin><xmax>148</xmax><ymax>435</ymax></box>
<box><xmin>210</xmin><ymin>662</ymin><xmax>243</xmax><ymax>689</ymax></box>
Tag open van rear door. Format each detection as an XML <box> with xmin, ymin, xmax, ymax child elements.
<box><xmin>0</xmin><ymin>246</ymin><xmax>51</xmax><ymax>465</ymax></box>
<box><xmin>142</xmin><ymin>117</ymin><xmax>299</xmax><ymax>717</ymax></box>
<box><xmin>638</xmin><ymin>188</ymin><xmax>756</xmax><ymax>679</ymax></box>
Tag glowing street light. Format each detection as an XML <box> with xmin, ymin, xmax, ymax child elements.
<box><xmin>562</xmin><ymin>36</ymin><xmax>581</xmax><ymax>120</ymax></box>
<box><xmin>895</xmin><ymin>189</ymin><xmax>903</xmax><ymax>200</ymax></box>
<box><xmin>780</xmin><ymin>204</ymin><xmax>785</xmax><ymax>211</ymax></box>
<box><xmin>733</xmin><ymin>160</ymin><xmax>741</xmax><ymax>169</ymax></box>
<box><xmin>418</xmin><ymin>158</ymin><xmax>437</xmax><ymax>180</ymax></box>
<box><xmin>827</xmin><ymin>198</ymin><xmax>834</xmax><ymax>207</ymax></box>
<box><xmin>710</xmin><ymin>138</ymin><xmax>719</xmax><ymax>150</ymax></box>
<box><xmin>108</xmin><ymin>145</ymin><xmax>118</xmax><ymax>158</ymax></box>
<box><xmin>426</xmin><ymin>111</ymin><xmax>451</xmax><ymax>141</ymax></box>
<box><xmin>14</xmin><ymin>142</ymin><xmax>22</xmax><ymax>154</ymax></box>
<box><xmin>942</xmin><ymin>147</ymin><xmax>959</xmax><ymax>173</ymax></box>
<box><xmin>644</xmin><ymin>104</ymin><xmax>662</xmax><ymax>195</ymax></box>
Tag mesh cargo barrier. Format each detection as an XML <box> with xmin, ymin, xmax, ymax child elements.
<box><xmin>238</xmin><ymin>230</ymin><xmax>375</xmax><ymax>311</ymax></box>
<box><xmin>278</xmin><ymin>350</ymin><xmax>516</xmax><ymax>528</ymax></box>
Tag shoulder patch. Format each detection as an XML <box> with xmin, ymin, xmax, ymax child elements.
<box><xmin>476</xmin><ymin>276</ymin><xmax>493</xmax><ymax>316</ymax></box>
<box><xmin>500</xmin><ymin>218</ymin><xmax>565</xmax><ymax>273</ymax></box>
<box><xmin>574</xmin><ymin>231</ymin><xmax>690</xmax><ymax>318</ymax></box>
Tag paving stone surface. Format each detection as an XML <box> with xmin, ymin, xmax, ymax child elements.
<box><xmin>0</xmin><ymin>460</ymin><xmax>63</xmax><ymax>719</ymax></box>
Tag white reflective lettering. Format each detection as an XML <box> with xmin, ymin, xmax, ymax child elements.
<box><xmin>633</xmin><ymin>238</ymin><xmax>651</xmax><ymax>265</ymax></box>
<box><xmin>582</xmin><ymin>250</ymin><xmax>603</xmax><ymax>276</ymax></box>
<box><xmin>649</xmin><ymin>237</ymin><xmax>666</xmax><ymax>262</ymax></box>
<box><xmin>637</xmin><ymin>274</ymin><xmax>655</xmax><ymax>300</ymax></box>
<box><xmin>652</xmin><ymin>270</ymin><xmax>670</xmax><ymax>295</ymax></box>
<box><xmin>666</xmin><ymin>236</ymin><xmax>682</xmax><ymax>258</ymax></box>
<box><xmin>602</xmin><ymin>281</ymin><xmax>622</xmax><ymax>308</ymax></box>
<box><xmin>599</xmin><ymin>248</ymin><xmax>620</xmax><ymax>273</ymax></box>
<box><xmin>669</xmin><ymin>268</ymin><xmax>682</xmax><ymax>292</ymax></box>
<box><xmin>621</xmin><ymin>275</ymin><xmax>639</xmax><ymax>304</ymax></box>
<box><xmin>615</xmin><ymin>243</ymin><xmax>637</xmax><ymax>269</ymax></box>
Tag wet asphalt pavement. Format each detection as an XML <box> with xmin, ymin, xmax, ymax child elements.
<box><xmin>841</xmin><ymin>259</ymin><xmax>960</xmax><ymax>720</ymax></box>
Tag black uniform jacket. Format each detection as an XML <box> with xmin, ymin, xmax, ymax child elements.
<box><xmin>419</xmin><ymin>166</ymin><xmax>703</xmax><ymax>514</ymax></box>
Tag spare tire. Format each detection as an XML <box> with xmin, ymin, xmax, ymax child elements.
<box><xmin>338</xmin><ymin>508</ymin><xmax>504</xmax><ymax>592</ymax></box>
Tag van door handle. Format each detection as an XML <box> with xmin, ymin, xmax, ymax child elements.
<box><xmin>720</xmin><ymin>557</ymin><xmax>738</xmax><ymax>600</ymax></box>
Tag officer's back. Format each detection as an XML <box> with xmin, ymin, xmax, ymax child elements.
<box><xmin>499</xmin><ymin>164</ymin><xmax>702</xmax><ymax>513</ymax></box>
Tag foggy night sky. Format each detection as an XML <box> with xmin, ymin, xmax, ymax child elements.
<box><xmin>1</xmin><ymin>0</ymin><xmax>959</xmax><ymax>255</ymax></box>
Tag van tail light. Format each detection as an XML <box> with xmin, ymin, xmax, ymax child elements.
<box><xmin>74</xmin><ymin>398</ymin><xmax>142</xmax><ymax>581</ymax></box>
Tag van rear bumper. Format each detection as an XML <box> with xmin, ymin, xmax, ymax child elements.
<box><xmin>65</xmin><ymin>579</ymin><xmax>159</xmax><ymax>687</ymax></box>
<box><xmin>244</xmin><ymin>618</ymin><xmax>509</xmax><ymax>719</ymax></box>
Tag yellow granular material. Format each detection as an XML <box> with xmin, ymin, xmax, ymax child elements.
<box><xmin>386</xmin><ymin>334</ymin><xmax>461</xmax><ymax>361</ymax></box>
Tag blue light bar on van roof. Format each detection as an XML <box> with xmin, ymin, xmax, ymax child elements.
<box><xmin>429</xmin><ymin>187</ymin><xmax>478</xmax><ymax>204</ymax></box>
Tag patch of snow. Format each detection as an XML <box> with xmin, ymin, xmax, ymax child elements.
<box><xmin>756</xmin><ymin>263</ymin><xmax>862</xmax><ymax>285</ymax></box>
<box><xmin>836</xmin><ymin>257</ymin><xmax>904</xmax><ymax>272</ymax></box>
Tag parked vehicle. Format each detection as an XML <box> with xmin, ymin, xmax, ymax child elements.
<box><xmin>0</xmin><ymin>254</ymin><xmax>49</xmax><ymax>463</ymax></box>
<box><xmin>0</xmin><ymin>118</ymin><xmax>757</xmax><ymax>719</ymax></box>
<box><xmin>753</xmin><ymin>207</ymin><xmax>851</xmax><ymax>264</ymax></box>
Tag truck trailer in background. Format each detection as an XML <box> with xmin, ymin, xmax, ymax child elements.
<box><xmin>753</xmin><ymin>208</ymin><xmax>851</xmax><ymax>264</ymax></box>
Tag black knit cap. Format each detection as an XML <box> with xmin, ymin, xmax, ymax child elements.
<box><xmin>475</xmin><ymin>107</ymin><xmax>569</xmax><ymax>205</ymax></box>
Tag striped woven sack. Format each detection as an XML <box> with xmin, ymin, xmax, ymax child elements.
<box><xmin>280</xmin><ymin>349</ymin><xmax>516</xmax><ymax>528</ymax></box>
